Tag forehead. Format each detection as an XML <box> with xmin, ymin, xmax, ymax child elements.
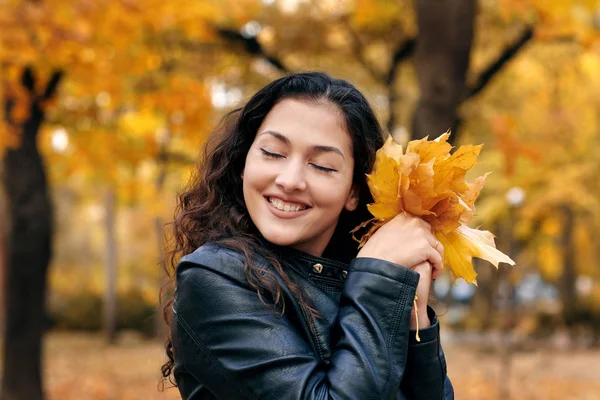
<box><xmin>257</xmin><ymin>99</ymin><xmax>352</xmax><ymax>151</ymax></box>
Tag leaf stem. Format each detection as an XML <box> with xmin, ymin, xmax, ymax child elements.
<box><xmin>414</xmin><ymin>294</ymin><xmax>420</xmax><ymax>342</ymax></box>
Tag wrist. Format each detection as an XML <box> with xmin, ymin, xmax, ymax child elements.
<box><xmin>410</xmin><ymin>306</ymin><xmax>431</xmax><ymax>330</ymax></box>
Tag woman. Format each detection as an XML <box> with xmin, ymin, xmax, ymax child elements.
<box><xmin>162</xmin><ymin>72</ymin><xmax>454</xmax><ymax>399</ymax></box>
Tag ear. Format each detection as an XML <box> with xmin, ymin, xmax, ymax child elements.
<box><xmin>344</xmin><ymin>185</ymin><xmax>359</xmax><ymax>212</ymax></box>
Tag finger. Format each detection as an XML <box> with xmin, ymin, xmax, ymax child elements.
<box><xmin>413</xmin><ymin>262</ymin><xmax>433</xmax><ymax>298</ymax></box>
<box><xmin>424</xmin><ymin>233</ymin><xmax>444</xmax><ymax>272</ymax></box>
<box><xmin>433</xmin><ymin>239</ymin><xmax>444</xmax><ymax>274</ymax></box>
<box><xmin>434</xmin><ymin>240</ymin><xmax>444</xmax><ymax>258</ymax></box>
<box><xmin>426</xmin><ymin>246</ymin><xmax>444</xmax><ymax>279</ymax></box>
<box><xmin>411</xmin><ymin>261</ymin><xmax>433</xmax><ymax>280</ymax></box>
<box><xmin>432</xmin><ymin>266</ymin><xmax>441</xmax><ymax>281</ymax></box>
<box><xmin>410</xmin><ymin>260</ymin><xmax>431</xmax><ymax>272</ymax></box>
<box><xmin>433</xmin><ymin>239</ymin><xmax>445</xmax><ymax>280</ymax></box>
<box><xmin>418</xmin><ymin>261</ymin><xmax>433</xmax><ymax>276</ymax></box>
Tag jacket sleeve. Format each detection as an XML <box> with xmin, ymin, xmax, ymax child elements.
<box><xmin>399</xmin><ymin>306</ymin><xmax>454</xmax><ymax>399</ymax></box>
<box><xmin>171</xmin><ymin>251</ymin><xmax>420</xmax><ymax>400</ymax></box>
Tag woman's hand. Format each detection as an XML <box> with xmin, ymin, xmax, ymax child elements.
<box><xmin>356</xmin><ymin>214</ymin><xmax>444</xmax><ymax>330</ymax></box>
<box><xmin>356</xmin><ymin>213</ymin><xmax>444</xmax><ymax>279</ymax></box>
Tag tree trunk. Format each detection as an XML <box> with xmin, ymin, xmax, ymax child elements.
<box><xmin>498</xmin><ymin>206</ymin><xmax>520</xmax><ymax>400</ymax></box>
<box><xmin>559</xmin><ymin>205</ymin><xmax>577</xmax><ymax>320</ymax></box>
<box><xmin>154</xmin><ymin>129</ymin><xmax>171</xmax><ymax>339</ymax></box>
<box><xmin>0</xmin><ymin>67</ymin><xmax>62</xmax><ymax>400</ymax></box>
<box><xmin>411</xmin><ymin>0</ymin><xmax>475</xmax><ymax>140</ymax></box>
<box><xmin>471</xmin><ymin>257</ymin><xmax>500</xmax><ymax>331</ymax></box>
<box><xmin>0</xmin><ymin>169</ymin><xmax>7</xmax><ymax>332</ymax></box>
<box><xmin>104</xmin><ymin>187</ymin><xmax>118</xmax><ymax>344</ymax></box>
<box><xmin>154</xmin><ymin>215</ymin><xmax>167</xmax><ymax>339</ymax></box>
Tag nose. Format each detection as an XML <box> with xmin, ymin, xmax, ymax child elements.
<box><xmin>274</xmin><ymin>160</ymin><xmax>307</xmax><ymax>192</ymax></box>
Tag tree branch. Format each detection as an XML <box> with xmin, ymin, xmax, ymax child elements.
<box><xmin>216</xmin><ymin>27</ymin><xmax>289</xmax><ymax>73</ymax></box>
<box><xmin>3</xmin><ymin>99</ymin><xmax>15</xmax><ymax>126</ymax></box>
<box><xmin>466</xmin><ymin>27</ymin><xmax>533</xmax><ymax>100</ymax></box>
<box><xmin>386</xmin><ymin>38</ymin><xmax>416</xmax><ymax>85</ymax></box>
<box><xmin>42</xmin><ymin>70</ymin><xmax>64</xmax><ymax>100</ymax></box>
<box><xmin>20</xmin><ymin>66</ymin><xmax>36</xmax><ymax>94</ymax></box>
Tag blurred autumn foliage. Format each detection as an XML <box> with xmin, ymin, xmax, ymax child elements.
<box><xmin>2</xmin><ymin>0</ymin><xmax>600</xmax><ymax>399</ymax></box>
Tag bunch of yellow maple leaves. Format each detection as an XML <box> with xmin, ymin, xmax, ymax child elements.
<box><xmin>353</xmin><ymin>131</ymin><xmax>515</xmax><ymax>286</ymax></box>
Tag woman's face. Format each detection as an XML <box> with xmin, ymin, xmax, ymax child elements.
<box><xmin>242</xmin><ymin>99</ymin><xmax>357</xmax><ymax>256</ymax></box>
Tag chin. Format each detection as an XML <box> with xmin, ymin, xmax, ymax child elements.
<box><xmin>260</xmin><ymin>230</ymin><xmax>300</xmax><ymax>247</ymax></box>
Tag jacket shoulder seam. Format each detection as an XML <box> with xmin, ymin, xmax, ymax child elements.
<box><xmin>181</xmin><ymin>243</ymin><xmax>245</xmax><ymax>265</ymax></box>
<box><xmin>180</xmin><ymin>243</ymin><xmax>271</xmax><ymax>272</ymax></box>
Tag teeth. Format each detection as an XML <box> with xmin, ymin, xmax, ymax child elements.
<box><xmin>269</xmin><ymin>197</ymin><xmax>307</xmax><ymax>212</ymax></box>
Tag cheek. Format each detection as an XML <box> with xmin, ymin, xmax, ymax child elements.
<box><xmin>243</xmin><ymin>156</ymin><xmax>272</xmax><ymax>191</ymax></box>
<box><xmin>312</xmin><ymin>177</ymin><xmax>354</xmax><ymax>209</ymax></box>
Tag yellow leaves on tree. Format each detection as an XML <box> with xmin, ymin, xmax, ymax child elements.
<box><xmin>352</xmin><ymin>0</ymin><xmax>406</xmax><ymax>30</ymax></box>
<box><xmin>500</xmin><ymin>0</ymin><xmax>600</xmax><ymax>47</ymax></box>
<box><xmin>353</xmin><ymin>132</ymin><xmax>515</xmax><ymax>285</ymax></box>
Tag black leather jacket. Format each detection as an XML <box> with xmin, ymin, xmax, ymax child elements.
<box><xmin>171</xmin><ymin>243</ymin><xmax>454</xmax><ymax>399</ymax></box>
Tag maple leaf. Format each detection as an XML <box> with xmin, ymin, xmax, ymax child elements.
<box><xmin>353</xmin><ymin>132</ymin><xmax>515</xmax><ymax>285</ymax></box>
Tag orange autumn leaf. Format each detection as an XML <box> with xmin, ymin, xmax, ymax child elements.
<box><xmin>352</xmin><ymin>132</ymin><xmax>515</xmax><ymax>285</ymax></box>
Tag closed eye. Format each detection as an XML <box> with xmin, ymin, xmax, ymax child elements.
<box><xmin>261</xmin><ymin>148</ymin><xmax>336</xmax><ymax>173</ymax></box>
<box><xmin>260</xmin><ymin>148</ymin><xmax>284</xmax><ymax>159</ymax></box>
<box><xmin>311</xmin><ymin>164</ymin><xmax>337</xmax><ymax>173</ymax></box>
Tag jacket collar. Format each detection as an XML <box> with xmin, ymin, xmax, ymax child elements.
<box><xmin>269</xmin><ymin>244</ymin><xmax>349</xmax><ymax>283</ymax></box>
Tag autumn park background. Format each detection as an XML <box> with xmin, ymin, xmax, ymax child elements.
<box><xmin>1</xmin><ymin>0</ymin><xmax>600</xmax><ymax>399</ymax></box>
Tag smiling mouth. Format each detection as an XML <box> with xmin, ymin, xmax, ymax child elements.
<box><xmin>267</xmin><ymin>197</ymin><xmax>310</xmax><ymax>212</ymax></box>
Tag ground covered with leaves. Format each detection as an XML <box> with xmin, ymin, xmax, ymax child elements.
<box><xmin>39</xmin><ymin>332</ymin><xmax>600</xmax><ymax>400</ymax></box>
<box><xmin>443</xmin><ymin>342</ymin><xmax>600</xmax><ymax>400</ymax></box>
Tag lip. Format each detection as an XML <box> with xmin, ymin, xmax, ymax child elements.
<box><xmin>264</xmin><ymin>196</ymin><xmax>311</xmax><ymax>219</ymax></box>
<box><xmin>264</xmin><ymin>194</ymin><xmax>311</xmax><ymax>208</ymax></box>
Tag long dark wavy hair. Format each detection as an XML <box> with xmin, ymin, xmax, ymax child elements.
<box><xmin>160</xmin><ymin>71</ymin><xmax>385</xmax><ymax>384</ymax></box>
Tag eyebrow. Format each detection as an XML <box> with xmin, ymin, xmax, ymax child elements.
<box><xmin>259</xmin><ymin>130</ymin><xmax>346</xmax><ymax>159</ymax></box>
